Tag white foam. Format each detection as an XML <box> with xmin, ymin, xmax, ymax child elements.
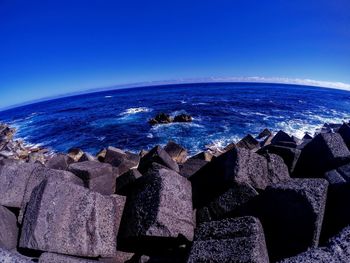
<box><xmin>104</xmin><ymin>95</ymin><xmax>113</xmax><ymax>98</ymax></box>
<box><xmin>120</xmin><ymin>107</ymin><xmax>151</xmax><ymax>116</ymax></box>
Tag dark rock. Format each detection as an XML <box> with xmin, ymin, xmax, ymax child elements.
<box><xmin>265</xmin><ymin>153</ymin><xmax>290</xmax><ymax>181</ymax></box>
<box><xmin>338</xmin><ymin>123</ymin><xmax>350</xmax><ymax>149</ymax></box>
<box><xmin>46</xmin><ymin>153</ymin><xmax>74</xmax><ymax>170</ymax></box>
<box><xmin>257</xmin><ymin>144</ymin><xmax>301</xmax><ymax>174</ymax></box>
<box><xmin>164</xmin><ymin>141</ymin><xmax>187</xmax><ymax>163</ymax></box>
<box><xmin>99</xmin><ymin>251</ymin><xmax>134</xmax><ymax>263</ymax></box>
<box><xmin>293</xmin><ymin>133</ymin><xmax>350</xmax><ymax>178</ymax></box>
<box><xmin>148</xmin><ymin>113</ymin><xmax>172</xmax><ymax>125</ymax></box>
<box><xmin>302</xmin><ymin>133</ymin><xmax>313</xmax><ymax>140</ymax></box>
<box><xmin>271</xmin><ymin>130</ymin><xmax>297</xmax><ymax>147</ymax></box>
<box><xmin>0</xmin><ymin>205</ymin><xmax>18</xmax><ymax>250</ymax></box>
<box><xmin>96</xmin><ymin>148</ymin><xmax>107</xmax><ymax>162</ymax></box>
<box><xmin>68</xmin><ymin>148</ymin><xmax>84</xmax><ymax>162</ymax></box>
<box><xmin>257</xmin><ymin>128</ymin><xmax>272</xmax><ymax>139</ymax></box>
<box><xmin>187</xmin><ymin>217</ymin><xmax>269</xmax><ymax>263</ymax></box>
<box><xmin>190</xmin><ymin>151</ymin><xmax>214</xmax><ymax>162</ymax></box>
<box><xmin>246</xmin><ymin>179</ymin><xmax>328</xmax><ymax>262</ymax></box>
<box><xmin>327</xmin><ymin>226</ymin><xmax>350</xmax><ymax>261</ymax></box>
<box><xmin>104</xmin><ymin>146</ymin><xmax>140</xmax><ymax>175</ymax></box>
<box><xmin>196</xmin><ymin>183</ymin><xmax>258</xmax><ymax>224</ymax></box>
<box><xmin>324</xmin><ymin>169</ymin><xmax>346</xmax><ymax>185</ymax></box>
<box><xmin>190</xmin><ymin>148</ymin><xmax>287</xmax><ymax>208</ymax></box>
<box><xmin>116</xmin><ymin>168</ymin><xmax>143</xmax><ymax>196</ymax></box>
<box><xmin>118</xmin><ymin>163</ymin><xmax>194</xmax><ymax>253</ymax></box>
<box><xmin>179</xmin><ymin>158</ymin><xmax>208</xmax><ymax>178</ymax></box>
<box><xmin>139</xmin><ymin>150</ymin><xmax>149</xmax><ymax>158</ymax></box>
<box><xmin>18</xmin><ymin>166</ymin><xmax>84</xmax><ymax>223</ymax></box>
<box><xmin>0</xmin><ymin>161</ymin><xmax>40</xmax><ymax>208</ymax></box>
<box><xmin>39</xmin><ymin>252</ymin><xmax>98</xmax><ymax>262</ymax></box>
<box><xmin>278</xmin><ymin>248</ymin><xmax>337</xmax><ymax>263</ymax></box>
<box><xmin>138</xmin><ymin>146</ymin><xmax>179</xmax><ymax>173</ymax></box>
<box><xmin>236</xmin><ymin>134</ymin><xmax>260</xmax><ymax>150</ymax></box>
<box><xmin>20</xmin><ymin>178</ymin><xmax>126</xmax><ymax>257</ymax></box>
<box><xmin>173</xmin><ymin>114</ymin><xmax>192</xmax><ymax>123</ymax></box>
<box><xmin>0</xmin><ymin>247</ymin><xmax>32</xmax><ymax>263</ymax></box>
<box><xmin>69</xmin><ymin>161</ymin><xmax>118</xmax><ymax>195</ymax></box>
<box><xmin>78</xmin><ymin>152</ymin><xmax>96</xmax><ymax>162</ymax></box>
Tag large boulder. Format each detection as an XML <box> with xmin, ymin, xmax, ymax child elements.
<box><xmin>0</xmin><ymin>161</ymin><xmax>40</xmax><ymax>208</ymax></box>
<box><xmin>338</xmin><ymin>123</ymin><xmax>350</xmax><ymax>149</ymax></box>
<box><xmin>245</xmin><ymin>179</ymin><xmax>328</xmax><ymax>262</ymax></box>
<box><xmin>271</xmin><ymin>130</ymin><xmax>297</xmax><ymax>148</ymax></box>
<box><xmin>67</xmin><ymin>148</ymin><xmax>84</xmax><ymax>162</ymax></box>
<box><xmin>0</xmin><ymin>205</ymin><xmax>18</xmax><ymax>250</ymax></box>
<box><xmin>179</xmin><ymin>158</ymin><xmax>208</xmax><ymax>178</ymax></box>
<box><xmin>0</xmin><ymin>247</ymin><xmax>32</xmax><ymax>263</ymax></box>
<box><xmin>187</xmin><ymin>217</ymin><xmax>269</xmax><ymax>263</ymax></box>
<box><xmin>19</xmin><ymin>178</ymin><xmax>126</xmax><ymax>257</ymax></box>
<box><xmin>104</xmin><ymin>147</ymin><xmax>140</xmax><ymax>175</ymax></box>
<box><xmin>173</xmin><ymin>114</ymin><xmax>192</xmax><ymax>123</ymax></box>
<box><xmin>138</xmin><ymin>146</ymin><xmax>179</xmax><ymax>173</ymax></box>
<box><xmin>257</xmin><ymin>144</ymin><xmax>301</xmax><ymax>174</ymax></box>
<box><xmin>196</xmin><ymin>182</ymin><xmax>258</xmax><ymax>224</ymax></box>
<box><xmin>69</xmin><ymin>161</ymin><xmax>118</xmax><ymax>195</ymax></box>
<box><xmin>236</xmin><ymin>134</ymin><xmax>260</xmax><ymax>150</ymax></box>
<box><xmin>190</xmin><ymin>147</ymin><xmax>289</xmax><ymax>208</ymax></box>
<box><xmin>46</xmin><ymin>153</ymin><xmax>73</xmax><ymax>170</ymax></box>
<box><xmin>164</xmin><ymin>141</ymin><xmax>187</xmax><ymax>164</ymax></box>
<box><xmin>115</xmin><ymin>168</ymin><xmax>143</xmax><ymax>196</ymax></box>
<box><xmin>148</xmin><ymin>113</ymin><xmax>172</xmax><ymax>125</ymax></box>
<box><xmin>118</xmin><ymin>163</ymin><xmax>194</xmax><ymax>253</ymax></box>
<box><xmin>293</xmin><ymin>133</ymin><xmax>350</xmax><ymax>178</ymax></box>
<box><xmin>39</xmin><ymin>252</ymin><xmax>98</xmax><ymax>262</ymax></box>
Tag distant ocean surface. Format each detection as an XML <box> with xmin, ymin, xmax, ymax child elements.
<box><xmin>1</xmin><ymin>82</ymin><xmax>350</xmax><ymax>155</ymax></box>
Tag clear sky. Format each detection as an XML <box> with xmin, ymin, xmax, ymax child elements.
<box><xmin>0</xmin><ymin>0</ymin><xmax>350</xmax><ymax>109</ymax></box>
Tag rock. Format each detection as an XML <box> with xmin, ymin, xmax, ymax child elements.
<box><xmin>190</xmin><ymin>147</ymin><xmax>287</xmax><ymax>208</ymax></box>
<box><xmin>67</xmin><ymin>148</ymin><xmax>84</xmax><ymax>162</ymax></box>
<box><xmin>271</xmin><ymin>130</ymin><xmax>297</xmax><ymax>148</ymax></box>
<box><xmin>96</xmin><ymin>148</ymin><xmax>107</xmax><ymax>162</ymax></box>
<box><xmin>20</xmin><ymin>178</ymin><xmax>126</xmax><ymax>257</ymax></box>
<box><xmin>278</xmin><ymin>248</ymin><xmax>337</xmax><ymax>263</ymax></box>
<box><xmin>187</xmin><ymin>217</ymin><xmax>269</xmax><ymax>263</ymax></box>
<box><xmin>78</xmin><ymin>152</ymin><xmax>96</xmax><ymax>162</ymax></box>
<box><xmin>265</xmin><ymin>153</ymin><xmax>290</xmax><ymax>182</ymax></box>
<box><xmin>302</xmin><ymin>133</ymin><xmax>313</xmax><ymax>140</ymax></box>
<box><xmin>0</xmin><ymin>205</ymin><xmax>18</xmax><ymax>250</ymax></box>
<box><xmin>247</xmin><ymin>179</ymin><xmax>328</xmax><ymax>261</ymax></box>
<box><xmin>236</xmin><ymin>134</ymin><xmax>260</xmax><ymax>150</ymax></box>
<box><xmin>46</xmin><ymin>153</ymin><xmax>73</xmax><ymax>170</ymax></box>
<box><xmin>0</xmin><ymin>247</ymin><xmax>32</xmax><ymax>263</ymax></box>
<box><xmin>0</xmin><ymin>161</ymin><xmax>40</xmax><ymax>208</ymax></box>
<box><xmin>138</xmin><ymin>146</ymin><xmax>179</xmax><ymax>173</ymax></box>
<box><xmin>179</xmin><ymin>158</ymin><xmax>208</xmax><ymax>178</ymax></box>
<box><xmin>257</xmin><ymin>128</ymin><xmax>272</xmax><ymax>139</ymax></box>
<box><xmin>18</xmin><ymin>166</ymin><xmax>84</xmax><ymax>223</ymax></box>
<box><xmin>104</xmin><ymin>147</ymin><xmax>140</xmax><ymax>175</ymax></box>
<box><xmin>196</xmin><ymin>183</ymin><xmax>258</xmax><ymax>224</ymax></box>
<box><xmin>338</xmin><ymin>123</ymin><xmax>350</xmax><ymax>149</ymax></box>
<box><xmin>148</xmin><ymin>113</ymin><xmax>172</xmax><ymax>125</ymax></box>
<box><xmin>118</xmin><ymin>163</ymin><xmax>194</xmax><ymax>253</ymax></box>
<box><xmin>116</xmin><ymin>168</ymin><xmax>143</xmax><ymax>196</ymax></box>
<box><xmin>99</xmin><ymin>251</ymin><xmax>134</xmax><ymax>263</ymax></box>
<box><xmin>327</xmin><ymin>225</ymin><xmax>350</xmax><ymax>261</ymax></box>
<box><xmin>139</xmin><ymin>150</ymin><xmax>149</xmax><ymax>158</ymax></box>
<box><xmin>257</xmin><ymin>144</ymin><xmax>301</xmax><ymax>174</ymax></box>
<box><xmin>190</xmin><ymin>151</ymin><xmax>214</xmax><ymax>162</ymax></box>
<box><xmin>173</xmin><ymin>114</ymin><xmax>192</xmax><ymax>123</ymax></box>
<box><xmin>69</xmin><ymin>161</ymin><xmax>118</xmax><ymax>195</ymax></box>
<box><xmin>293</xmin><ymin>133</ymin><xmax>350</xmax><ymax>178</ymax></box>
<box><xmin>164</xmin><ymin>141</ymin><xmax>187</xmax><ymax>164</ymax></box>
<box><xmin>39</xmin><ymin>252</ymin><xmax>98</xmax><ymax>262</ymax></box>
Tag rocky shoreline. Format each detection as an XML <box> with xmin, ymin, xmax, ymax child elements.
<box><xmin>1</xmin><ymin>120</ymin><xmax>350</xmax><ymax>262</ymax></box>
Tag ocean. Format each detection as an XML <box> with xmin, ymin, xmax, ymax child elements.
<box><xmin>1</xmin><ymin>82</ymin><xmax>350</xmax><ymax>155</ymax></box>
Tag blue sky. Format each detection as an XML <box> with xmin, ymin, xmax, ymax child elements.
<box><xmin>0</xmin><ymin>0</ymin><xmax>350</xmax><ymax>109</ymax></box>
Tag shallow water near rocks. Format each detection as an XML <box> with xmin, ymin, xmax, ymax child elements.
<box><xmin>1</xmin><ymin>82</ymin><xmax>350</xmax><ymax>155</ymax></box>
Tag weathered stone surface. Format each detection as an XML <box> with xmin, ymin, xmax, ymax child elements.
<box><xmin>236</xmin><ymin>134</ymin><xmax>260</xmax><ymax>150</ymax></box>
<box><xmin>39</xmin><ymin>252</ymin><xmax>98</xmax><ymax>262</ymax></box>
<box><xmin>67</xmin><ymin>148</ymin><xmax>84</xmax><ymax>162</ymax></box>
<box><xmin>0</xmin><ymin>205</ymin><xmax>18</xmax><ymax>250</ymax></box>
<box><xmin>187</xmin><ymin>217</ymin><xmax>269</xmax><ymax>263</ymax></box>
<box><xmin>164</xmin><ymin>141</ymin><xmax>187</xmax><ymax>164</ymax></box>
<box><xmin>196</xmin><ymin>183</ymin><xmax>258</xmax><ymax>224</ymax></box>
<box><xmin>257</xmin><ymin>128</ymin><xmax>272</xmax><ymax>140</ymax></box>
<box><xmin>78</xmin><ymin>152</ymin><xmax>96</xmax><ymax>162</ymax></box>
<box><xmin>0</xmin><ymin>161</ymin><xmax>40</xmax><ymax>207</ymax></box>
<box><xmin>190</xmin><ymin>148</ymin><xmax>286</xmax><ymax>208</ymax></box>
<box><xmin>116</xmin><ymin>168</ymin><xmax>143</xmax><ymax>196</ymax></box>
<box><xmin>69</xmin><ymin>161</ymin><xmax>118</xmax><ymax>195</ymax></box>
<box><xmin>278</xmin><ymin>248</ymin><xmax>337</xmax><ymax>263</ymax></box>
<box><xmin>104</xmin><ymin>147</ymin><xmax>140</xmax><ymax>175</ymax></box>
<box><xmin>258</xmin><ymin>144</ymin><xmax>301</xmax><ymax>174</ymax></box>
<box><xmin>46</xmin><ymin>153</ymin><xmax>73</xmax><ymax>170</ymax></box>
<box><xmin>247</xmin><ymin>179</ymin><xmax>328</xmax><ymax>262</ymax></box>
<box><xmin>99</xmin><ymin>251</ymin><xmax>134</xmax><ymax>263</ymax></box>
<box><xmin>271</xmin><ymin>130</ymin><xmax>297</xmax><ymax>148</ymax></box>
<box><xmin>138</xmin><ymin>146</ymin><xmax>179</xmax><ymax>173</ymax></box>
<box><xmin>293</xmin><ymin>133</ymin><xmax>350</xmax><ymax>178</ymax></box>
<box><xmin>327</xmin><ymin>226</ymin><xmax>350</xmax><ymax>261</ymax></box>
<box><xmin>338</xmin><ymin>123</ymin><xmax>350</xmax><ymax>149</ymax></box>
<box><xmin>265</xmin><ymin>153</ymin><xmax>290</xmax><ymax>181</ymax></box>
<box><xmin>20</xmin><ymin>178</ymin><xmax>126</xmax><ymax>257</ymax></box>
<box><xmin>96</xmin><ymin>148</ymin><xmax>107</xmax><ymax>162</ymax></box>
<box><xmin>190</xmin><ymin>151</ymin><xmax>214</xmax><ymax>162</ymax></box>
<box><xmin>179</xmin><ymin>158</ymin><xmax>208</xmax><ymax>178</ymax></box>
<box><xmin>118</xmin><ymin>163</ymin><xmax>194</xmax><ymax>253</ymax></box>
<box><xmin>18</xmin><ymin>166</ymin><xmax>84</xmax><ymax>223</ymax></box>
<box><xmin>0</xmin><ymin>247</ymin><xmax>32</xmax><ymax>263</ymax></box>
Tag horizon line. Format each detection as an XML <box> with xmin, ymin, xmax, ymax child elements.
<box><xmin>1</xmin><ymin>76</ymin><xmax>350</xmax><ymax>112</ymax></box>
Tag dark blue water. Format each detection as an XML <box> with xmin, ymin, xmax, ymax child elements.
<box><xmin>1</xmin><ymin>82</ymin><xmax>350</xmax><ymax>155</ymax></box>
